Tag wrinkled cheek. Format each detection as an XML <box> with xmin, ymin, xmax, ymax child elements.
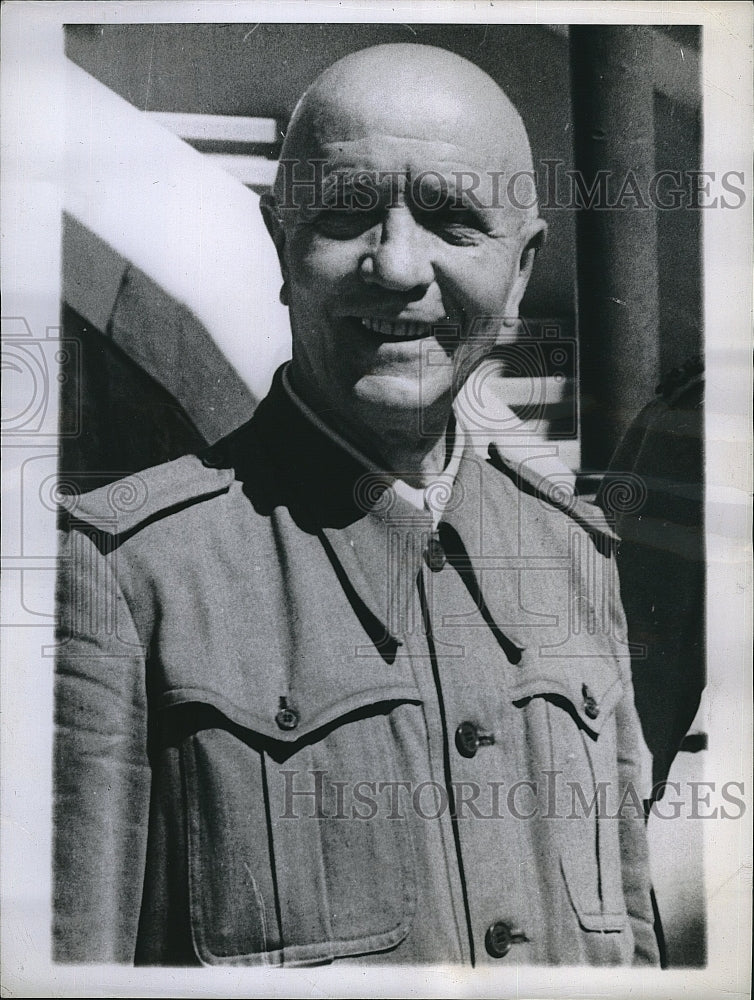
<box><xmin>450</xmin><ymin>342</ymin><xmax>498</xmax><ymax>397</ymax></box>
<box><xmin>451</xmin><ymin>302</ymin><xmax>510</xmax><ymax>385</ymax></box>
<box><xmin>288</xmin><ymin>259</ymin><xmax>327</xmax><ymax>304</ymax></box>
<box><xmin>446</xmin><ymin>282</ymin><xmax>515</xmax><ymax>392</ymax></box>
<box><xmin>436</xmin><ymin>255</ymin><xmax>516</xmax><ymax>332</ymax></box>
<box><xmin>295</xmin><ymin>234</ymin><xmax>357</xmax><ymax>282</ymax></box>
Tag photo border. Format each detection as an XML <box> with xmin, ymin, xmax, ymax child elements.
<box><xmin>1</xmin><ymin>2</ymin><xmax>751</xmax><ymax>996</ymax></box>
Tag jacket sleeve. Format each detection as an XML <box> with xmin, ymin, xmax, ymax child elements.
<box><xmin>53</xmin><ymin>526</ymin><xmax>151</xmax><ymax>963</ymax></box>
<box><xmin>609</xmin><ymin>567</ymin><xmax>661</xmax><ymax>966</ymax></box>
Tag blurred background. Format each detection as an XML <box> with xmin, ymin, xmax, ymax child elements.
<box><xmin>60</xmin><ymin>22</ymin><xmax>706</xmax><ymax>968</ymax></box>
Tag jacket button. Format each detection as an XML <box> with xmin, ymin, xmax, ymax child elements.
<box><xmin>424</xmin><ymin>533</ymin><xmax>446</xmax><ymax>571</ymax></box>
<box><xmin>582</xmin><ymin>683</ymin><xmax>600</xmax><ymax>719</ymax></box>
<box><xmin>455</xmin><ymin>721</ymin><xmax>495</xmax><ymax>758</ymax></box>
<box><xmin>199</xmin><ymin>446</ymin><xmax>228</xmax><ymax>469</ymax></box>
<box><xmin>485</xmin><ymin>921</ymin><xmax>527</xmax><ymax>959</ymax></box>
<box><xmin>275</xmin><ymin>706</ymin><xmax>299</xmax><ymax>731</ymax></box>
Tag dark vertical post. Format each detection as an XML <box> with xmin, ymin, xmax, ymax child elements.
<box><xmin>570</xmin><ymin>26</ymin><xmax>660</xmax><ymax>469</ymax></box>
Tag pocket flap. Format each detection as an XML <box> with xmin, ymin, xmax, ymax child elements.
<box><xmin>509</xmin><ymin>651</ymin><xmax>625</xmax><ymax>736</ymax></box>
<box><xmin>158</xmin><ymin>664</ymin><xmax>422</xmax><ymax>745</ymax></box>
<box><xmin>560</xmin><ymin>858</ymin><xmax>628</xmax><ymax>933</ymax></box>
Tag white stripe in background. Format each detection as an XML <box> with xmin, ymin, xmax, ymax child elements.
<box><xmin>146</xmin><ymin>112</ymin><xmax>278</xmax><ymax>145</ymax></box>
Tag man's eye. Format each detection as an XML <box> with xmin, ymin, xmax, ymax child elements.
<box><xmin>415</xmin><ymin>208</ymin><xmax>486</xmax><ymax>244</ymax></box>
<box><xmin>435</xmin><ymin>224</ymin><xmax>483</xmax><ymax>246</ymax></box>
<box><xmin>312</xmin><ymin>209</ymin><xmax>380</xmax><ymax>239</ymax></box>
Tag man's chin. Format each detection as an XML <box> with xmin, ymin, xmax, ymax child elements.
<box><xmin>352</xmin><ymin>373</ymin><xmax>452</xmax><ymax>420</ymax></box>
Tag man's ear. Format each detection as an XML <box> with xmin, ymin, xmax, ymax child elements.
<box><xmin>260</xmin><ymin>192</ymin><xmax>288</xmax><ymax>280</ymax></box>
<box><xmin>502</xmin><ymin>217</ymin><xmax>548</xmax><ymax>327</ymax></box>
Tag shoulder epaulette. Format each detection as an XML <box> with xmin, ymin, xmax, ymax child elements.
<box><xmin>62</xmin><ymin>453</ymin><xmax>235</xmax><ymax>536</ymax></box>
<box><xmin>488</xmin><ymin>441</ymin><xmax>619</xmax><ymax>552</ymax></box>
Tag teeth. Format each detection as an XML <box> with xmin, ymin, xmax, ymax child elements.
<box><xmin>359</xmin><ymin>317</ymin><xmax>431</xmax><ymax>338</ymax></box>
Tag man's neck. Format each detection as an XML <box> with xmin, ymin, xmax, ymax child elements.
<box><xmin>369</xmin><ymin>435</ymin><xmax>450</xmax><ymax>490</ymax></box>
<box><xmin>284</xmin><ymin>365</ymin><xmax>453</xmax><ymax>489</ymax></box>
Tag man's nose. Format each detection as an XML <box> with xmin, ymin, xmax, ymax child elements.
<box><xmin>359</xmin><ymin>208</ymin><xmax>435</xmax><ymax>292</ymax></box>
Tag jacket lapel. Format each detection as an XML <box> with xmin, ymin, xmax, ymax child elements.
<box><xmin>227</xmin><ymin>367</ymin><xmax>431</xmax><ymax>654</ymax></box>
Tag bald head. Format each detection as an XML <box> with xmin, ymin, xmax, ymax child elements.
<box><xmin>273</xmin><ymin>43</ymin><xmax>537</xmax><ymax>220</ymax></box>
<box><xmin>261</xmin><ymin>43</ymin><xmax>547</xmax><ymax>450</ymax></box>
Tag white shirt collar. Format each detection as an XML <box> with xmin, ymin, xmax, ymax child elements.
<box><xmin>281</xmin><ymin>364</ymin><xmax>464</xmax><ymax>527</ymax></box>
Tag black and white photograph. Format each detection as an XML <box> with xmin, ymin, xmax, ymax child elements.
<box><xmin>1</xmin><ymin>2</ymin><xmax>751</xmax><ymax>996</ymax></box>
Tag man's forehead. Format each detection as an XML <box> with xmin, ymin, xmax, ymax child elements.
<box><xmin>298</xmin><ymin>90</ymin><xmax>515</xmax><ymax>174</ymax></box>
<box><xmin>314</xmin><ymin>134</ymin><xmax>506</xmax><ymax>176</ymax></box>
<box><xmin>274</xmin><ymin>45</ymin><xmax>536</xmax><ymax>216</ymax></box>
<box><xmin>275</xmin><ymin>136</ymin><xmax>535</xmax><ymax>221</ymax></box>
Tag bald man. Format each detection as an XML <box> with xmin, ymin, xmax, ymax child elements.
<box><xmin>54</xmin><ymin>44</ymin><xmax>659</xmax><ymax>967</ymax></box>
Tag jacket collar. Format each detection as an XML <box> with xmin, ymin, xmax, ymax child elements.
<box><xmin>217</xmin><ymin>366</ymin><xmax>432</xmax><ymax>652</ymax></box>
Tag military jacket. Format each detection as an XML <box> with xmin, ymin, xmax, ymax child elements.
<box><xmin>54</xmin><ymin>368</ymin><xmax>659</xmax><ymax>967</ymax></box>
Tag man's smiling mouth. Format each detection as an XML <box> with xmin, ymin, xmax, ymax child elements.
<box><xmin>355</xmin><ymin>317</ymin><xmax>434</xmax><ymax>340</ymax></box>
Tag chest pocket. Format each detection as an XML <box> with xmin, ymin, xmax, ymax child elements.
<box><xmin>176</xmin><ymin>691</ymin><xmax>422</xmax><ymax>967</ymax></box>
<box><xmin>544</xmin><ymin>699</ymin><xmax>629</xmax><ymax>935</ymax></box>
